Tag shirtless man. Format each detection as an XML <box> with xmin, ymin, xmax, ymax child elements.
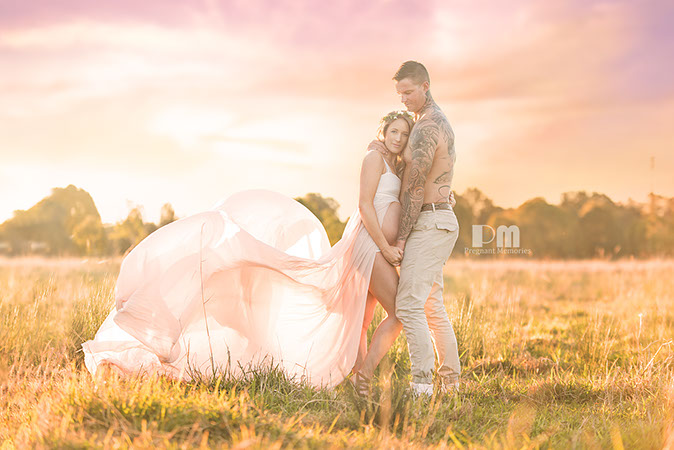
<box><xmin>390</xmin><ymin>61</ymin><xmax>461</xmax><ymax>396</ymax></box>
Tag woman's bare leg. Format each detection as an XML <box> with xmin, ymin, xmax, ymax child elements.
<box><xmin>358</xmin><ymin>253</ymin><xmax>403</xmax><ymax>379</ymax></box>
<box><xmin>360</xmin><ymin>202</ymin><xmax>404</xmax><ymax>379</ymax></box>
<box><xmin>353</xmin><ymin>292</ymin><xmax>377</xmax><ymax>373</ymax></box>
<box><xmin>355</xmin><ymin>202</ymin><xmax>402</xmax><ymax>379</ymax></box>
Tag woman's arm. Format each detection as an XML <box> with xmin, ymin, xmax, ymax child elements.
<box><xmin>358</xmin><ymin>152</ymin><xmax>403</xmax><ymax>266</ymax></box>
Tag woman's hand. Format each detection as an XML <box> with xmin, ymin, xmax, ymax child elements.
<box><xmin>381</xmin><ymin>245</ymin><xmax>403</xmax><ymax>266</ymax></box>
<box><xmin>449</xmin><ymin>190</ymin><xmax>456</xmax><ymax>208</ymax></box>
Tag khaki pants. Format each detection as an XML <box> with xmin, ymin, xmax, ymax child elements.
<box><xmin>395</xmin><ymin>209</ymin><xmax>460</xmax><ymax>385</ymax></box>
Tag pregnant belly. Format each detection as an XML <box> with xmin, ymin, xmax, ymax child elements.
<box><xmin>381</xmin><ymin>202</ymin><xmax>401</xmax><ymax>245</ymax></box>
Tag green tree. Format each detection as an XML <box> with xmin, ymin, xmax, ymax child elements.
<box><xmin>107</xmin><ymin>207</ymin><xmax>149</xmax><ymax>255</ymax></box>
<box><xmin>505</xmin><ymin>197</ymin><xmax>579</xmax><ymax>258</ymax></box>
<box><xmin>560</xmin><ymin>191</ymin><xmax>591</xmax><ymax>215</ymax></box>
<box><xmin>294</xmin><ymin>193</ymin><xmax>347</xmax><ymax>246</ymax></box>
<box><xmin>461</xmin><ymin>187</ymin><xmax>502</xmax><ymax>224</ymax></box>
<box><xmin>577</xmin><ymin>194</ymin><xmax>621</xmax><ymax>258</ymax></box>
<box><xmin>0</xmin><ymin>185</ymin><xmax>105</xmax><ymax>256</ymax></box>
<box><xmin>71</xmin><ymin>215</ymin><xmax>108</xmax><ymax>256</ymax></box>
<box><xmin>452</xmin><ymin>188</ymin><xmax>503</xmax><ymax>257</ymax></box>
<box><xmin>159</xmin><ymin>203</ymin><xmax>177</xmax><ymax>227</ymax></box>
<box><xmin>643</xmin><ymin>194</ymin><xmax>674</xmax><ymax>257</ymax></box>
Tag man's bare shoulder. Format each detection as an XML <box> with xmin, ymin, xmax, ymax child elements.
<box><xmin>410</xmin><ymin>117</ymin><xmax>440</xmax><ymax>144</ymax></box>
<box><xmin>429</xmin><ymin>106</ymin><xmax>453</xmax><ymax>135</ymax></box>
<box><xmin>413</xmin><ymin>115</ymin><xmax>438</xmax><ymax>130</ymax></box>
<box><xmin>409</xmin><ymin>118</ymin><xmax>440</xmax><ymax>158</ymax></box>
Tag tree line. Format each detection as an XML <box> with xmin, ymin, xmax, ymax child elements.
<box><xmin>0</xmin><ymin>185</ymin><xmax>672</xmax><ymax>258</ymax></box>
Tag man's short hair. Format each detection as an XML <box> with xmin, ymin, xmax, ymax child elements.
<box><xmin>393</xmin><ymin>61</ymin><xmax>430</xmax><ymax>85</ymax></box>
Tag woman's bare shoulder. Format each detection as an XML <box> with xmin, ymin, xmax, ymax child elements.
<box><xmin>362</xmin><ymin>150</ymin><xmax>385</xmax><ymax>171</ymax></box>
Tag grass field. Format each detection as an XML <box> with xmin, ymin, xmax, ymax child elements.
<box><xmin>1</xmin><ymin>257</ymin><xmax>673</xmax><ymax>448</ymax></box>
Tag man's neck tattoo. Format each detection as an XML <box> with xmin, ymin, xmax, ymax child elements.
<box><xmin>417</xmin><ymin>91</ymin><xmax>436</xmax><ymax>119</ymax></box>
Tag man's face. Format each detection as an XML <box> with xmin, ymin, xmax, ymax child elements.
<box><xmin>395</xmin><ymin>78</ymin><xmax>428</xmax><ymax>114</ymax></box>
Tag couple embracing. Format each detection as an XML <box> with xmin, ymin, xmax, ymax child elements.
<box><xmin>83</xmin><ymin>61</ymin><xmax>461</xmax><ymax>398</ymax></box>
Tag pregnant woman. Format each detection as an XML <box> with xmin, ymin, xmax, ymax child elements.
<box><xmin>83</xmin><ymin>110</ymin><xmax>450</xmax><ymax>389</ymax></box>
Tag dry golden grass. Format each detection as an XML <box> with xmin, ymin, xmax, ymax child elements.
<box><xmin>1</xmin><ymin>257</ymin><xmax>673</xmax><ymax>448</ymax></box>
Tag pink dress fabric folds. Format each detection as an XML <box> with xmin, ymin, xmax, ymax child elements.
<box><xmin>83</xmin><ymin>171</ymin><xmax>400</xmax><ymax>388</ymax></box>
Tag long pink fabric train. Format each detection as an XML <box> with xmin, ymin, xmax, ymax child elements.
<box><xmin>82</xmin><ymin>188</ymin><xmax>398</xmax><ymax>388</ymax></box>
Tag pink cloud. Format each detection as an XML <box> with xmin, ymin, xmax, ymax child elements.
<box><xmin>0</xmin><ymin>0</ymin><xmax>672</xmax><ymax>224</ymax></box>
<box><xmin>0</xmin><ymin>0</ymin><xmax>196</xmax><ymax>29</ymax></box>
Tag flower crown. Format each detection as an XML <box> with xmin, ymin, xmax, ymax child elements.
<box><xmin>381</xmin><ymin>110</ymin><xmax>415</xmax><ymax>124</ymax></box>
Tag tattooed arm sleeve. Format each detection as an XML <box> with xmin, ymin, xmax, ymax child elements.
<box><xmin>397</xmin><ymin>120</ymin><xmax>439</xmax><ymax>242</ymax></box>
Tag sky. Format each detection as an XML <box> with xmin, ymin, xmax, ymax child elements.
<box><xmin>1</xmin><ymin>0</ymin><xmax>672</xmax><ymax>224</ymax></box>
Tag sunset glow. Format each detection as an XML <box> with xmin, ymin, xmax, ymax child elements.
<box><xmin>1</xmin><ymin>0</ymin><xmax>672</xmax><ymax>223</ymax></box>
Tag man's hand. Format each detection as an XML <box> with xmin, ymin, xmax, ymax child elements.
<box><xmin>394</xmin><ymin>240</ymin><xmax>405</xmax><ymax>252</ymax></box>
<box><xmin>381</xmin><ymin>245</ymin><xmax>403</xmax><ymax>266</ymax></box>
<box><xmin>449</xmin><ymin>190</ymin><xmax>456</xmax><ymax>208</ymax></box>
<box><xmin>367</xmin><ymin>140</ymin><xmax>388</xmax><ymax>155</ymax></box>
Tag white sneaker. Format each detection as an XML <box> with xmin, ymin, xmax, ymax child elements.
<box><xmin>411</xmin><ymin>382</ymin><xmax>433</xmax><ymax>397</ymax></box>
<box><xmin>443</xmin><ymin>381</ymin><xmax>460</xmax><ymax>395</ymax></box>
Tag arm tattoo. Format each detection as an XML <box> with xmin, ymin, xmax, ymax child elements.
<box><xmin>397</xmin><ymin>121</ymin><xmax>439</xmax><ymax>241</ymax></box>
<box><xmin>433</xmin><ymin>171</ymin><xmax>450</xmax><ymax>183</ymax></box>
<box><xmin>434</xmin><ymin>171</ymin><xmax>451</xmax><ymax>199</ymax></box>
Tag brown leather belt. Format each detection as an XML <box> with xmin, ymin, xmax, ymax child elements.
<box><xmin>420</xmin><ymin>202</ymin><xmax>452</xmax><ymax>212</ymax></box>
